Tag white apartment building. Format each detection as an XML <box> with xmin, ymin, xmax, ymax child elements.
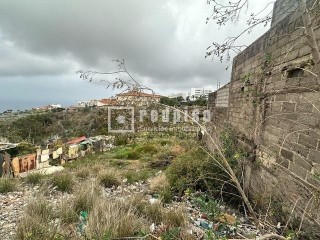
<box><xmin>189</xmin><ymin>88</ymin><xmax>213</xmax><ymax>99</ymax></box>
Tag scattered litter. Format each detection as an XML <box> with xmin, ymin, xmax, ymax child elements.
<box><xmin>77</xmin><ymin>211</ymin><xmax>88</xmax><ymax>236</ymax></box>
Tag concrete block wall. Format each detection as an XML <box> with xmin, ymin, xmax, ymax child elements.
<box><xmin>208</xmin><ymin>0</ymin><xmax>320</xmax><ymax>233</ymax></box>
<box><xmin>216</xmin><ymin>84</ymin><xmax>230</xmax><ymax>107</ymax></box>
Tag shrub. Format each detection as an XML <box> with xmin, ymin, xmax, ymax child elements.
<box><xmin>126</xmin><ymin>150</ymin><xmax>140</xmax><ymax>159</ymax></box>
<box><xmin>114</xmin><ymin>135</ymin><xmax>129</xmax><ymax>146</ymax></box>
<box><xmin>50</xmin><ymin>171</ymin><xmax>74</xmax><ymax>192</ymax></box>
<box><xmin>191</xmin><ymin>195</ymin><xmax>222</xmax><ymax>221</ymax></box>
<box><xmin>0</xmin><ymin>178</ymin><xmax>17</xmax><ymax>193</ymax></box>
<box><xmin>15</xmin><ymin>142</ymin><xmax>37</xmax><ymax>156</ymax></box>
<box><xmin>24</xmin><ymin>172</ymin><xmax>45</xmax><ymax>185</ymax></box>
<box><xmin>98</xmin><ymin>170</ymin><xmax>121</xmax><ymax>188</ymax></box>
<box><xmin>113</xmin><ymin>146</ymin><xmax>141</xmax><ymax>160</ymax></box>
<box><xmin>166</xmin><ymin>147</ymin><xmax>231</xmax><ymax>195</ymax></box>
<box><xmin>159</xmin><ymin>186</ymin><xmax>173</xmax><ymax>204</ymax></box>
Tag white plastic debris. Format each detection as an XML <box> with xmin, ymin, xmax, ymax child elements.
<box><xmin>150</xmin><ymin>223</ymin><xmax>155</xmax><ymax>233</ymax></box>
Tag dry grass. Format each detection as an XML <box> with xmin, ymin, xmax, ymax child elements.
<box><xmin>50</xmin><ymin>171</ymin><xmax>74</xmax><ymax>192</ymax></box>
<box><xmin>98</xmin><ymin>169</ymin><xmax>121</xmax><ymax>188</ymax></box>
<box><xmin>85</xmin><ymin>198</ymin><xmax>148</xmax><ymax>239</ymax></box>
<box><xmin>24</xmin><ymin>196</ymin><xmax>54</xmax><ymax>220</ymax></box>
<box><xmin>72</xmin><ymin>179</ymin><xmax>101</xmax><ymax>214</ymax></box>
<box><xmin>163</xmin><ymin>206</ymin><xmax>188</xmax><ymax>228</ymax></box>
<box><xmin>58</xmin><ymin>197</ymin><xmax>78</xmax><ymax>224</ymax></box>
<box><xmin>24</xmin><ymin>172</ymin><xmax>45</xmax><ymax>185</ymax></box>
<box><xmin>15</xmin><ymin>196</ymin><xmax>57</xmax><ymax>240</ymax></box>
<box><xmin>149</xmin><ymin>173</ymin><xmax>169</xmax><ymax>192</ymax></box>
<box><xmin>131</xmin><ymin>198</ymin><xmax>188</xmax><ymax>229</ymax></box>
<box><xmin>0</xmin><ymin>178</ymin><xmax>17</xmax><ymax>193</ymax></box>
<box><xmin>170</xmin><ymin>145</ymin><xmax>185</xmax><ymax>155</ymax></box>
<box><xmin>149</xmin><ymin>174</ymin><xmax>172</xmax><ymax>203</ymax></box>
<box><xmin>75</xmin><ymin>166</ymin><xmax>91</xmax><ymax>179</ymax></box>
<box><xmin>91</xmin><ymin>162</ymin><xmax>108</xmax><ymax>173</ymax></box>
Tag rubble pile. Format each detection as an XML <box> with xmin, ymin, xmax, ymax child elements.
<box><xmin>0</xmin><ymin>176</ymin><xmax>264</xmax><ymax>240</ymax></box>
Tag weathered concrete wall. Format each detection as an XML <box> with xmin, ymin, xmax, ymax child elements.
<box><xmin>209</xmin><ymin>0</ymin><xmax>320</xmax><ymax>233</ymax></box>
<box><xmin>208</xmin><ymin>84</ymin><xmax>230</xmax><ymax>132</ymax></box>
<box><xmin>216</xmin><ymin>84</ymin><xmax>230</xmax><ymax>108</ymax></box>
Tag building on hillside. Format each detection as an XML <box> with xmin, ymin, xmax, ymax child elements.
<box><xmin>36</xmin><ymin>104</ymin><xmax>62</xmax><ymax>111</ymax></box>
<box><xmin>77</xmin><ymin>98</ymin><xmax>118</xmax><ymax>108</ymax></box>
<box><xmin>96</xmin><ymin>98</ymin><xmax>118</xmax><ymax>107</ymax></box>
<box><xmin>116</xmin><ymin>90</ymin><xmax>161</xmax><ymax>106</ymax></box>
<box><xmin>189</xmin><ymin>88</ymin><xmax>213</xmax><ymax>99</ymax></box>
<box><xmin>77</xmin><ymin>100</ymin><xmax>97</xmax><ymax>108</ymax></box>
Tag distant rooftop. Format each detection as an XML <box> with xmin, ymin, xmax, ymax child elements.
<box><xmin>0</xmin><ymin>142</ymin><xmax>18</xmax><ymax>151</ymax></box>
<box><xmin>116</xmin><ymin>90</ymin><xmax>161</xmax><ymax>98</ymax></box>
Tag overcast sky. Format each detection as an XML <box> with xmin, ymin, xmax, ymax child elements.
<box><xmin>0</xmin><ymin>0</ymin><xmax>272</xmax><ymax>111</ymax></box>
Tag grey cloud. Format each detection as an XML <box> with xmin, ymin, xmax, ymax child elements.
<box><xmin>0</xmin><ymin>0</ymin><xmax>270</xmax><ymax>110</ymax></box>
<box><xmin>0</xmin><ymin>40</ymin><xmax>75</xmax><ymax>77</ymax></box>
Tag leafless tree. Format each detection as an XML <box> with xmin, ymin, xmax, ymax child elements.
<box><xmin>206</xmin><ymin>0</ymin><xmax>320</xmax><ymax>79</ymax></box>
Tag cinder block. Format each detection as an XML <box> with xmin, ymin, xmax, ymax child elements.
<box><xmin>298</xmin><ymin>134</ymin><xmax>319</xmax><ymax>149</ymax></box>
<box><xmin>296</xmin><ymin>103</ymin><xmax>314</xmax><ymax>113</ymax></box>
<box><xmin>276</xmin><ymin>94</ymin><xmax>287</xmax><ymax>101</ymax></box>
<box><xmin>289</xmin><ymin>162</ymin><xmax>308</xmax><ymax>179</ymax></box>
<box><xmin>293</xmin><ymin>154</ymin><xmax>312</xmax><ymax>171</ymax></box>
<box><xmin>301</xmin><ymin>92</ymin><xmax>320</xmax><ymax>103</ymax></box>
<box><xmin>276</xmin><ymin>157</ymin><xmax>290</xmax><ymax>168</ymax></box>
<box><xmin>309</xmin><ymin>149</ymin><xmax>320</xmax><ymax>164</ymax></box>
<box><xmin>281</xmin><ymin>148</ymin><xmax>294</xmax><ymax>161</ymax></box>
<box><xmin>313</xmin><ymin>163</ymin><xmax>320</xmax><ymax>175</ymax></box>
<box><xmin>282</xmin><ymin>102</ymin><xmax>296</xmax><ymax>113</ymax></box>
<box><xmin>290</xmin><ymin>143</ymin><xmax>310</xmax><ymax>158</ymax></box>
<box><xmin>296</xmin><ymin>114</ymin><xmax>319</xmax><ymax>127</ymax></box>
<box><xmin>306</xmin><ymin>173</ymin><xmax>320</xmax><ymax>186</ymax></box>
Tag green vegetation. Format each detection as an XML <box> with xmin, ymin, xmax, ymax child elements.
<box><xmin>75</xmin><ymin>166</ymin><xmax>91</xmax><ymax>179</ymax></box>
<box><xmin>50</xmin><ymin>171</ymin><xmax>74</xmax><ymax>192</ymax></box>
<box><xmin>10</xmin><ymin>132</ymin><xmax>302</xmax><ymax>239</ymax></box>
<box><xmin>24</xmin><ymin>172</ymin><xmax>45</xmax><ymax>185</ymax></box>
<box><xmin>72</xmin><ymin>180</ymin><xmax>101</xmax><ymax>214</ymax></box>
<box><xmin>124</xmin><ymin>168</ymin><xmax>156</xmax><ymax>184</ymax></box>
<box><xmin>0</xmin><ymin>178</ymin><xmax>17</xmax><ymax>193</ymax></box>
<box><xmin>16</xmin><ymin>196</ymin><xmax>57</xmax><ymax>240</ymax></box>
<box><xmin>0</xmin><ymin>109</ymin><xmax>111</xmax><ymax>145</ymax></box>
<box><xmin>98</xmin><ymin>170</ymin><xmax>121</xmax><ymax>188</ymax></box>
